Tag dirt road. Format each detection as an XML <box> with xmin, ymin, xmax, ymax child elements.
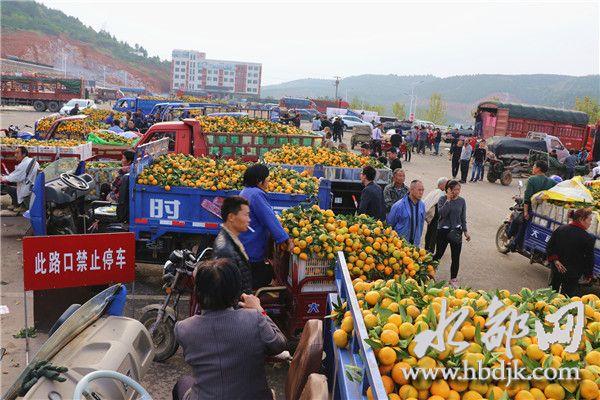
<box><xmin>0</xmin><ymin>109</ymin><xmax>556</xmax><ymax>397</ymax></box>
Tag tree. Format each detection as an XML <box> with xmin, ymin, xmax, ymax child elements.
<box><xmin>391</xmin><ymin>102</ymin><xmax>406</xmax><ymax>119</ymax></box>
<box><xmin>575</xmin><ymin>96</ymin><xmax>600</xmax><ymax>124</ymax></box>
<box><xmin>424</xmin><ymin>93</ymin><xmax>447</xmax><ymax>124</ymax></box>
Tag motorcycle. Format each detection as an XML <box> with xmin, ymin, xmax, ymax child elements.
<box><xmin>1</xmin><ymin>124</ymin><xmax>35</xmax><ymax>139</ymax></box>
<box><xmin>138</xmin><ymin>248</ymin><xmax>205</xmax><ymax>362</ymax></box>
<box><xmin>495</xmin><ymin>180</ymin><xmax>524</xmax><ymax>254</ymax></box>
<box><xmin>140</xmin><ymin>247</ymin><xmax>292</xmax><ymax>362</ymax></box>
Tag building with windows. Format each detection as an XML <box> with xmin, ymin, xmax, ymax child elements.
<box><xmin>171</xmin><ymin>49</ymin><xmax>261</xmax><ymax>98</ymax></box>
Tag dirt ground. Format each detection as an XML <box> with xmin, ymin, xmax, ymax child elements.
<box><xmin>0</xmin><ymin>108</ymin><xmax>571</xmax><ymax>397</ymax></box>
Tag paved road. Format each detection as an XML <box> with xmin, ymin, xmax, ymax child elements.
<box><xmin>0</xmin><ymin>109</ymin><xmax>562</xmax><ymax>397</ymax></box>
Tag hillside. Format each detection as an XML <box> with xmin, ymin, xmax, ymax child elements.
<box><xmin>1</xmin><ymin>1</ymin><xmax>171</xmax><ymax>92</ymax></box>
<box><xmin>262</xmin><ymin>74</ymin><xmax>600</xmax><ymax>122</ymax></box>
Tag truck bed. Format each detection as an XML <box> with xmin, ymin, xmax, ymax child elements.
<box><xmin>524</xmin><ymin>212</ymin><xmax>600</xmax><ymax>277</ymax></box>
<box><xmin>130</xmin><ymin>178</ymin><xmax>332</xmax><ymax>240</ymax></box>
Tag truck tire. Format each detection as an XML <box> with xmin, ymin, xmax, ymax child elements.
<box><xmin>47</xmin><ymin>101</ymin><xmax>60</xmax><ymax>113</ymax></box>
<box><xmin>500</xmin><ymin>170</ymin><xmax>513</xmax><ymax>186</ymax></box>
<box><xmin>487</xmin><ymin>170</ymin><xmax>498</xmax><ymax>183</ymax></box>
<box><xmin>33</xmin><ymin>100</ymin><xmax>47</xmax><ymax>112</ymax></box>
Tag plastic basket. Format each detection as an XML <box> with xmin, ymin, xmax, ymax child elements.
<box><xmin>288</xmin><ymin>253</ymin><xmax>332</xmax><ymax>286</ymax></box>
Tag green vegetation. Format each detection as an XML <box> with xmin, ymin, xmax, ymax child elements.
<box><xmin>575</xmin><ymin>96</ymin><xmax>600</xmax><ymax>124</ymax></box>
<box><xmin>1</xmin><ymin>1</ymin><xmax>169</xmax><ymax>72</ymax></box>
<box><xmin>423</xmin><ymin>93</ymin><xmax>447</xmax><ymax>124</ymax></box>
<box><xmin>391</xmin><ymin>102</ymin><xmax>406</xmax><ymax>119</ymax></box>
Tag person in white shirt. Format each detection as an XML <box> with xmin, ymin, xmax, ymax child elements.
<box><xmin>371</xmin><ymin>123</ymin><xmax>383</xmax><ymax>157</ymax></box>
<box><xmin>311</xmin><ymin>116</ymin><xmax>322</xmax><ymax>131</ymax></box>
<box><xmin>423</xmin><ymin>177</ymin><xmax>448</xmax><ymax>253</ymax></box>
<box><xmin>1</xmin><ymin>146</ymin><xmax>39</xmax><ymax>211</ymax></box>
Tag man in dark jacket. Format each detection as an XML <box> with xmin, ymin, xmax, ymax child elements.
<box><xmin>213</xmin><ymin>196</ymin><xmax>253</xmax><ymax>294</ymax></box>
<box><xmin>358</xmin><ymin>166</ymin><xmax>386</xmax><ymax>221</ymax></box>
<box><xmin>332</xmin><ymin>117</ymin><xmax>344</xmax><ymax>143</ymax></box>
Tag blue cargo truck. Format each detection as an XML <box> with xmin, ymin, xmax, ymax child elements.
<box><xmin>324</xmin><ymin>252</ymin><xmax>388</xmax><ymax>399</ymax></box>
<box><xmin>129</xmin><ymin>139</ymin><xmax>332</xmax><ymax>261</ymax></box>
<box><xmin>113</xmin><ymin>97</ymin><xmax>183</xmax><ymax>116</ymax></box>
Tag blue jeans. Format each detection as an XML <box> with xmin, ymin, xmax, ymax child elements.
<box><xmin>470</xmin><ymin>162</ymin><xmax>484</xmax><ymax>181</ymax></box>
<box><xmin>434</xmin><ymin>141</ymin><xmax>440</xmax><ymax>155</ymax></box>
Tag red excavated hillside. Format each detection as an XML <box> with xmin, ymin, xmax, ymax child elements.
<box><xmin>1</xmin><ymin>30</ymin><xmax>170</xmax><ymax>93</ymax></box>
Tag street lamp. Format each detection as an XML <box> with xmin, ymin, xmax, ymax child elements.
<box><xmin>408</xmin><ymin>80</ymin><xmax>425</xmax><ymax>120</ymax></box>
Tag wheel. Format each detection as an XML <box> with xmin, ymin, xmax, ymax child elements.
<box><xmin>487</xmin><ymin>170</ymin><xmax>498</xmax><ymax>183</ymax></box>
<box><xmin>33</xmin><ymin>100</ymin><xmax>46</xmax><ymax>112</ymax></box>
<box><xmin>496</xmin><ymin>224</ymin><xmax>511</xmax><ymax>254</ymax></box>
<box><xmin>139</xmin><ymin>308</ymin><xmax>178</xmax><ymax>362</ymax></box>
<box><xmin>47</xmin><ymin>101</ymin><xmax>60</xmax><ymax>113</ymax></box>
<box><xmin>500</xmin><ymin>170</ymin><xmax>513</xmax><ymax>186</ymax></box>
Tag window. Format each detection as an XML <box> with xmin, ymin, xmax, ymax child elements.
<box><xmin>551</xmin><ymin>139</ymin><xmax>564</xmax><ymax>150</ymax></box>
<box><xmin>149</xmin><ymin>131</ymin><xmax>177</xmax><ymax>151</ymax></box>
<box><xmin>253</xmin><ymin>80</ymin><xmax>258</xmax><ymax>84</ymax></box>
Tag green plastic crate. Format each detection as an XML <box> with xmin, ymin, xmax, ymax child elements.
<box><xmin>221</xmin><ymin>146</ymin><xmax>233</xmax><ymax>156</ymax></box>
<box><xmin>206</xmin><ymin>135</ymin><xmax>215</xmax><ymax>144</ymax></box>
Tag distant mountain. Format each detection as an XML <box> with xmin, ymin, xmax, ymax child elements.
<box><xmin>262</xmin><ymin>74</ymin><xmax>600</xmax><ymax>123</ymax></box>
<box><xmin>1</xmin><ymin>1</ymin><xmax>171</xmax><ymax>92</ymax></box>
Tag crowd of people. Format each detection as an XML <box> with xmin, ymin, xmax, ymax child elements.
<box><xmin>356</xmin><ymin>159</ymin><xmax>471</xmax><ymax>287</ymax></box>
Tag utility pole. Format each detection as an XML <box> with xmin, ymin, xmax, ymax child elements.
<box><xmin>103</xmin><ymin>66</ymin><xmax>106</xmax><ymax>87</ymax></box>
<box><xmin>333</xmin><ymin>76</ymin><xmax>341</xmax><ymax>101</ymax></box>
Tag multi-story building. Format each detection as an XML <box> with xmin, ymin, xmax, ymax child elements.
<box><xmin>171</xmin><ymin>49</ymin><xmax>261</xmax><ymax>98</ymax></box>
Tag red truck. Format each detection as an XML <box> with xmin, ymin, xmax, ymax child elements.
<box><xmin>477</xmin><ymin>101</ymin><xmax>591</xmax><ymax>150</ymax></box>
<box><xmin>311</xmin><ymin>98</ymin><xmax>350</xmax><ymax>114</ymax></box>
<box><xmin>1</xmin><ymin>75</ymin><xmax>84</xmax><ymax>112</ymax></box>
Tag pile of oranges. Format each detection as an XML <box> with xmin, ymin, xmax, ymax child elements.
<box><xmin>195</xmin><ymin>116</ymin><xmax>310</xmax><ymax>136</ymax></box>
<box><xmin>332</xmin><ymin>277</ymin><xmax>600</xmax><ymax>400</ymax></box>
<box><xmin>136</xmin><ymin>153</ymin><xmax>319</xmax><ymax>195</ymax></box>
<box><xmin>35</xmin><ymin>108</ymin><xmax>125</xmax><ymax>139</ymax></box>
<box><xmin>264</xmin><ymin>145</ymin><xmax>384</xmax><ymax>168</ymax></box>
<box><xmin>0</xmin><ymin>137</ymin><xmax>84</xmax><ymax>148</ymax></box>
<box><xmin>279</xmin><ymin>205</ymin><xmax>436</xmax><ymax>281</ymax></box>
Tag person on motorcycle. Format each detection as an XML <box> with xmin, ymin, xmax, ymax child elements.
<box><xmin>509</xmin><ymin>160</ymin><xmax>556</xmax><ymax>251</ymax></box>
<box><xmin>213</xmin><ymin>196</ymin><xmax>253</xmax><ymax>294</ymax></box>
<box><xmin>1</xmin><ymin>146</ymin><xmax>39</xmax><ymax>212</ymax></box>
<box><xmin>173</xmin><ymin>258</ymin><xmax>286</xmax><ymax>400</ymax></box>
<box><xmin>547</xmin><ymin>207</ymin><xmax>594</xmax><ymax>296</ymax></box>
<box><xmin>239</xmin><ymin>164</ymin><xmax>294</xmax><ymax>289</ymax></box>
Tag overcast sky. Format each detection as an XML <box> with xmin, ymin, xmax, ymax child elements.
<box><xmin>39</xmin><ymin>0</ymin><xmax>599</xmax><ymax>85</ymax></box>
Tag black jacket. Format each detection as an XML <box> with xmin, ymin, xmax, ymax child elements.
<box><xmin>333</xmin><ymin>119</ymin><xmax>344</xmax><ymax>134</ymax></box>
<box><xmin>213</xmin><ymin>228</ymin><xmax>253</xmax><ymax>294</ymax></box>
<box><xmin>547</xmin><ymin>223</ymin><xmax>595</xmax><ymax>278</ymax></box>
<box><xmin>358</xmin><ymin>182</ymin><xmax>386</xmax><ymax>221</ymax></box>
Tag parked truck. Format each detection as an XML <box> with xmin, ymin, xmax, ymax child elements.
<box><xmin>113</xmin><ymin>97</ymin><xmax>182</xmax><ymax>116</ymax></box>
<box><xmin>0</xmin><ymin>75</ymin><xmax>84</xmax><ymax>112</ymax></box>
<box><xmin>128</xmin><ymin>138</ymin><xmax>332</xmax><ymax>261</ymax></box>
<box><xmin>476</xmin><ymin>101</ymin><xmax>590</xmax><ymax>149</ymax></box>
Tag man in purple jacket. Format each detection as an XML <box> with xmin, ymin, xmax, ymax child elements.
<box><xmin>240</xmin><ymin>164</ymin><xmax>294</xmax><ymax>289</ymax></box>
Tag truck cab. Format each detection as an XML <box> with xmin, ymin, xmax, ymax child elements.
<box><xmin>526</xmin><ymin>131</ymin><xmax>569</xmax><ymax>161</ymax></box>
<box><xmin>113</xmin><ymin>98</ymin><xmax>182</xmax><ymax>116</ymax></box>
<box><xmin>136</xmin><ymin>119</ymin><xmax>206</xmax><ymax>156</ymax></box>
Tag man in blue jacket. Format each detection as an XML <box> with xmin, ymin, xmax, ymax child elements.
<box><xmin>240</xmin><ymin>164</ymin><xmax>294</xmax><ymax>289</ymax></box>
<box><xmin>387</xmin><ymin>180</ymin><xmax>426</xmax><ymax>247</ymax></box>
